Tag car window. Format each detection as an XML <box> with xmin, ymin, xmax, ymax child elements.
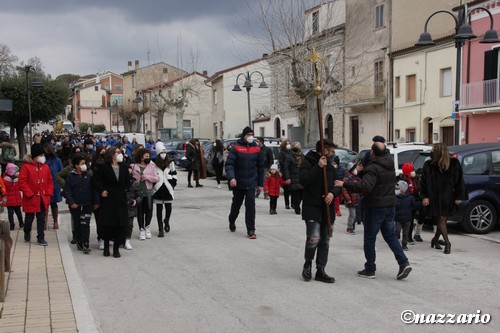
<box><xmin>397</xmin><ymin>150</ymin><xmax>424</xmax><ymax>169</ymax></box>
<box><xmin>462</xmin><ymin>152</ymin><xmax>490</xmax><ymax>175</ymax></box>
<box><xmin>492</xmin><ymin>150</ymin><xmax>500</xmax><ymax>175</ymax></box>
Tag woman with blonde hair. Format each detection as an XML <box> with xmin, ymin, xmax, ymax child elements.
<box><xmin>420</xmin><ymin>143</ymin><xmax>467</xmax><ymax>254</ymax></box>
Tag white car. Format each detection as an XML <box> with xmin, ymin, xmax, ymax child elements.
<box><xmin>358</xmin><ymin>142</ymin><xmax>432</xmax><ymax>175</ymax></box>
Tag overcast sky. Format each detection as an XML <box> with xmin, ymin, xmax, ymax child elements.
<box><xmin>0</xmin><ymin>0</ymin><xmax>266</xmax><ymax>78</ymax></box>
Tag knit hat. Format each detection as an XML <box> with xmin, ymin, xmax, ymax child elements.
<box><xmin>6</xmin><ymin>163</ymin><xmax>18</xmax><ymax>176</ymax></box>
<box><xmin>333</xmin><ymin>156</ymin><xmax>340</xmax><ymax>165</ymax></box>
<box><xmin>31</xmin><ymin>144</ymin><xmax>45</xmax><ymax>158</ymax></box>
<box><xmin>396</xmin><ymin>180</ymin><xmax>409</xmax><ymax>193</ymax></box>
<box><xmin>402</xmin><ymin>163</ymin><xmax>414</xmax><ymax>177</ymax></box>
<box><xmin>360</xmin><ymin>151</ymin><xmax>371</xmax><ymax>167</ymax></box>
<box><xmin>347</xmin><ymin>161</ymin><xmax>357</xmax><ymax>173</ymax></box>
<box><xmin>372</xmin><ymin>135</ymin><xmax>386</xmax><ymax>143</ymax></box>
<box><xmin>270</xmin><ymin>164</ymin><xmax>278</xmax><ymax>171</ymax></box>
<box><xmin>155</xmin><ymin>142</ymin><xmax>166</xmax><ymax>153</ymax></box>
<box><xmin>242</xmin><ymin>126</ymin><xmax>254</xmax><ymax>136</ymax></box>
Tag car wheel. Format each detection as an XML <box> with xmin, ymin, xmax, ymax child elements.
<box><xmin>462</xmin><ymin>200</ymin><xmax>497</xmax><ymax>234</ymax></box>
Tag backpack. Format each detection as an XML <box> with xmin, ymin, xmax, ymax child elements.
<box><xmin>4</xmin><ymin>147</ymin><xmax>16</xmax><ymax>161</ymax></box>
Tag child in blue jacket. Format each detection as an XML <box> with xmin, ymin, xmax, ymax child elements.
<box><xmin>395</xmin><ymin>180</ymin><xmax>421</xmax><ymax>251</ymax></box>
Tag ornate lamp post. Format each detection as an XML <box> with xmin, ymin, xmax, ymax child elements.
<box><xmin>24</xmin><ymin>65</ymin><xmax>43</xmax><ymax>147</ymax></box>
<box><xmin>232</xmin><ymin>71</ymin><xmax>268</xmax><ymax>127</ymax></box>
<box><xmin>415</xmin><ymin>5</ymin><xmax>499</xmax><ymax>145</ymax></box>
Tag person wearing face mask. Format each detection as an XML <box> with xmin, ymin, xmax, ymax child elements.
<box><xmin>65</xmin><ymin>155</ymin><xmax>94</xmax><ymax>254</ymax></box>
<box><xmin>82</xmin><ymin>138</ymin><xmax>95</xmax><ymax>158</ymax></box>
<box><xmin>131</xmin><ymin>148</ymin><xmax>159</xmax><ymax>240</ymax></box>
<box><xmin>225</xmin><ymin>126</ymin><xmax>264</xmax><ymax>239</ymax></box>
<box><xmin>211</xmin><ymin>139</ymin><xmax>225</xmax><ymax>189</ymax></box>
<box><xmin>394</xmin><ymin>180</ymin><xmax>421</xmax><ymax>251</ymax></box>
<box><xmin>342</xmin><ymin>162</ymin><xmax>362</xmax><ymax>235</ymax></box>
<box><xmin>278</xmin><ymin>140</ymin><xmax>293</xmax><ymax>209</ymax></box>
<box><xmin>44</xmin><ymin>143</ymin><xmax>64</xmax><ymax>230</ymax></box>
<box><xmin>92</xmin><ymin>147</ymin><xmax>130</xmax><ymax>257</ymax></box>
<box><xmin>400</xmin><ymin>163</ymin><xmax>421</xmax><ymax>243</ymax></box>
<box><xmin>153</xmin><ymin>142</ymin><xmax>177</xmax><ymax>237</ymax></box>
<box><xmin>3</xmin><ymin>163</ymin><xmax>24</xmax><ymax>230</ymax></box>
<box><xmin>19</xmin><ymin>144</ymin><xmax>54</xmax><ymax>246</ymax></box>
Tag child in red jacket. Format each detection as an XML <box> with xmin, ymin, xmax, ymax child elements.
<box><xmin>264</xmin><ymin>164</ymin><xmax>289</xmax><ymax>215</ymax></box>
<box><xmin>3</xmin><ymin>163</ymin><xmax>24</xmax><ymax>230</ymax></box>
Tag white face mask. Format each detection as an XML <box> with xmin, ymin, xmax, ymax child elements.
<box><xmin>286</xmin><ymin>144</ymin><xmax>291</xmax><ymax>150</ymax></box>
<box><xmin>116</xmin><ymin>153</ymin><xmax>124</xmax><ymax>163</ymax></box>
<box><xmin>160</xmin><ymin>153</ymin><xmax>167</xmax><ymax>159</ymax></box>
<box><xmin>79</xmin><ymin>164</ymin><xmax>87</xmax><ymax>172</ymax></box>
<box><xmin>36</xmin><ymin>155</ymin><xmax>46</xmax><ymax>164</ymax></box>
<box><xmin>410</xmin><ymin>171</ymin><xmax>416</xmax><ymax>178</ymax></box>
<box><xmin>395</xmin><ymin>190</ymin><xmax>401</xmax><ymax>196</ymax></box>
<box><xmin>352</xmin><ymin>169</ymin><xmax>358</xmax><ymax>176</ymax></box>
<box><xmin>246</xmin><ymin>136</ymin><xmax>254</xmax><ymax>144</ymax></box>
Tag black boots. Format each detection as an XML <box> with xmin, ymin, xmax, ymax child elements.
<box><xmin>315</xmin><ymin>267</ymin><xmax>335</xmax><ymax>283</ymax></box>
<box><xmin>164</xmin><ymin>218</ymin><xmax>170</xmax><ymax>233</ymax></box>
<box><xmin>103</xmin><ymin>240</ymin><xmax>110</xmax><ymax>257</ymax></box>
<box><xmin>302</xmin><ymin>261</ymin><xmax>312</xmax><ymax>281</ymax></box>
<box><xmin>195</xmin><ymin>181</ymin><xmax>203</xmax><ymax>187</ymax></box>
<box><xmin>113</xmin><ymin>242</ymin><xmax>121</xmax><ymax>258</ymax></box>
<box><xmin>158</xmin><ymin>221</ymin><xmax>165</xmax><ymax>237</ymax></box>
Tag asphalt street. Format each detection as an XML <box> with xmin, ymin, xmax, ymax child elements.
<box><xmin>59</xmin><ymin>171</ymin><xmax>500</xmax><ymax>333</ymax></box>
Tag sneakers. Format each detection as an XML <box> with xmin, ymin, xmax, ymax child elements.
<box><xmin>414</xmin><ymin>235</ymin><xmax>423</xmax><ymax>242</ymax></box>
<box><xmin>247</xmin><ymin>230</ymin><xmax>257</xmax><ymax>239</ymax></box>
<box><xmin>402</xmin><ymin>244</ymin><xmax>409</xmax><ymax>251</ymax></box>
<box><xmin>83</xmin><ymin>243</ymin><xmax>91</xmax><ymax>254</ymax></box>
<box><xmin>397</xmin><ymin>263</ymin><xmax>412</xmax><ymax>280</ymax></box>
<box><xmin>37</xmin><ymin>239</ymin><xmax>48</xmax><ymax>246</ymax></box>
<box><xmin>139</xmin><ymin>228</ymin><xmax>146</xmax><ymax>240</ymax></box>
<box><xmin>217</xmin><ymin>184</ymin><xmax>221</xmax><ymax>189</ymax></box>
<box><xmin>98</xmin><ymin>239</ymin><xmax>105</xmax><ymax>250</ymax></box>
<box><xmin>229</xmin><ymin>221</ymin><xmax>236</xmax><ymax>232</ymax></box>
<box><xmin>77</xmin><ymin>242</ymin><xmax>84</xmax><ymax>251</ymax></box>
<box><xmin>124</xmin><ymin>239</ymin><xmax>133</xmax><ymax>250</ymax></box>
<box><xmin>357</xmin><ymin>269</ymin><xmax>375</xmax><ymax>279</ymax></box>
<box><xmin>346</xmin><ymin>229</ymin><xmax>356</xmax><ymax>235</ymax></box>
<box><xmin>145</xmin><ymin>226</ymin><xmax>152</xmax><ymax>239</ymax></box>
<box><xmin>408</xmin><ymin>238</ymin><xmax>415</xmax><ymax>245</ymax></box>
<box><xmin>24</xmin><ymin>232</ymin><xmax>31</xmax><ymax>243</ymax></box>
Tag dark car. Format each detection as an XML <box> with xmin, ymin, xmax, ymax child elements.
<box><xmin>413</xmin><ymin>143</ymin><xmax>500</xmax><ymax>234</ymax></box>
<box><xmin>302</xmin><ymin>147</ymin><xmax>358</xmax><ymax>168</ymax></box>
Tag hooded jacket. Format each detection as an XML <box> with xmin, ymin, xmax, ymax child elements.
<box><xmin>343</xmin><ymin>153</ymin><xmax>397</xmax><ymax>208</ymax></box>
<box><xmin>19</xmin><ymin>154</ymin><xmax>54</xmax><ymax>213</ymax></box>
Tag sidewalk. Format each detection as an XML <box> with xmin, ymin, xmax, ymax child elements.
<box><xmin>0</xmin><ymin>222</ymin><xmax>84</xmax><ymax>333</ymax></box>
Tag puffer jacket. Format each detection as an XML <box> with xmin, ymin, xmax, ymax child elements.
<box><xmin>225</xmin><ymin>139</ymin><xmax>264</xmax><ymax>189</ymax></box>
<box><xmin>343</xmin><ymin>153</ymin><xmax>397</xmax><ymax>208</ymax></box>
<box><xmin>131</xmin><ymin>162</ymin><xmax>159</xmax><ymax>190</ymax></box>
<box><xmin>3</xmin><ymin>173</ymin><xmax>22</xmax><ymax>207</ymax></box>
<box><xmin>395</xmin><ymin>193</ymin><xmax>421</xmax><ymax>223</ymax></box>
<box><xmin>65</xmin><ymin>170</ymin><xmax>94</xmax><ymax>206</ymax></box>
<box><xmin>19</xmin><ymin>155</ymin><xmax>54</xmax><ymax>213</ymax></box>
<box><xmin>264</xmin><ymin>173</ymin><xmax>286</xmax><ymax>197</ymax></box>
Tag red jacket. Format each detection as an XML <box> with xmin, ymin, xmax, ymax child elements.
<box><xmin>2</xmin><ymin>173</ymin><xmax>22</xmax><ymax>207</ymax></box>
<box><xmin>19</xmin><ymin>157</ymin><xmax>54</xmax><ymax>213</ymax></box>
<box><xmin>264</xmin><ymin>174</ymin><xmax>286</xmax><ymax>197</ymax></box>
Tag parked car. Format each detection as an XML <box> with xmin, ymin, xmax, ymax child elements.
<box><xmin>177</xmin><ymin>139</ymin><xmax>212</xmax><ymax>168</ymax></box>
<box><xmin>357</xmin><ymin>142</ymin><xmax>431</xmax><ymax>175</ymax></box>
<box><xmin>413</xmin><ymin>142</ymin><xmax>500</xmax><ymax>234</ymax></box>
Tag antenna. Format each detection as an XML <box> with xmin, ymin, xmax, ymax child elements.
<box><xmin>147</xmin><ymin>41</ymin><xmax>150</xmax><ymax>66</ymax></box>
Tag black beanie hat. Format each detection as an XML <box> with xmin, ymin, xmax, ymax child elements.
<box><xmin>31</xmin><ymin>144</ymin><xmax>45</xmax><ymax>158</ymax></box>
<box><xmin>242</xmin><ymin>126</ymin><xmax>254</xmax><ymax>136</ymax></box>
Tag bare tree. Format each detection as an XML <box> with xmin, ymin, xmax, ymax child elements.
<box><xmin>0</xmin><ymin>43</ymin><xmax>18</xmax><ymax>77</ymax></box>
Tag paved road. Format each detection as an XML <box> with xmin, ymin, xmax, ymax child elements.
<box><xmin>59</xmin><ymin>173</ymin><xmax>500</xmax><ymax>333</ymax></box>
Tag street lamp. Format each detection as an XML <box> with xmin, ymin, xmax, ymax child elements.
<box><xmin>415</xmin><ymin>5</ymin><xmax>500</xmax><ymax>145</ymax></box>
<box><xmin>90</xmin><ymin>109</ymin><xmax>97</xmax><ymax>134</ymax></box>
<box><xmin>232</xmin><ymin>71</ymin><xmax>268</xmax><ymax>127</ymax></box>
<box><xmin>24</xmin><ymin>65</ymin><xmax>43</xmax><ymax>147</ymax></box>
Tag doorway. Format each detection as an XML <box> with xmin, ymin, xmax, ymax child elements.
<box><xmin>326</xmin><ymin>114</ymin><xmax>333</xmax><ymax>142</ymax></box>
<box><xmin>442</xmin><ymin>126</ymin><xmax>454</xmax><ymax>146</ymax></box>
<box><xmin>275</xmin><ymin>118</ymin><xmax>281</xmax><ymax>138</ymax></box>
<box><xmin>351</xmin><ymin>116</ymin><xmax>359</xmax><ymax>152</ymax></box>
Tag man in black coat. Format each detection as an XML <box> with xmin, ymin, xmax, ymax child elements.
<box><xmin>299</xmin><ymin>139</ymin><xmax>342</xmax><ymax>283</ymax></box>
<box><xmin>256</xmin><ymin>137</ymin><xmax>274</xmax><ymax>199</ymax></box>
<box><xmin>335</xmin><ymin>142</ymin><xmax>412</xmax><ymax>280</ymax></box>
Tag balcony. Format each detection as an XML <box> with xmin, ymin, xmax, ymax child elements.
<box><xmin>461</xmin><ymin>78</ymin><xmax>500</xmax><ymax>110</ymax></box>
<box><xmin>343</xmin><ymin>81</ymin><xmax>385</xmax><ymax>108</ymax></box>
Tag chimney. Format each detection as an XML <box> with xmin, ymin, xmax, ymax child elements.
<box><xmin>135</xmin><ymin>60</ymin><xmax>139</xmax><ymax>70</ymax></box>
<box><xmin>202</xmin><ymin>70</ymin><xmax>208</xmax><ymax>77</ymax></box>
<box><xmin>128</xmin><ymin>61</ymin><xmax>132</xmax><ymax>71</ymax></box>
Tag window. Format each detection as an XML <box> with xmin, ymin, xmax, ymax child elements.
<box><xmin>406</xmin><ymin>129</ymin><xmax>416</xmax><ymax>142</ymax></box>
<box><xmin>213</xmin><ymin>89</ymin><xmax>218</xmax><ymax>105</ymax></box>
<box><xmin>183</xmin><ymin>120</ymin><xmax>191</xmax><ymax>128</ymax></box>
<box><xmin>312</xmin><ymin>11</ymin><xmax>319</xmax><ymax>35</ymax></box>
<box><xmin>395</xmin><ymin>76</ymin><xmax>400</xmax><ymax>98</ymax></box>
<box><xmin>462</xmin><ymin>152</ymin><xmax>490</xmax><ymax>175</ymax></box>
<box><xmin>397</xmin><ymin>149</ymin><xmax>423</xmax><ymax>169</ymax></box>
<box><xmin>132</xmin><ymin>75</ymin><xmax>135</xmax><ymax>88</ymax></box>
<box><xmin>94</xmin><ymin>86</ymin><xmax>98</xmax><ymax>91</ymax></box>
<box><xmin>259</xmin><ymin>127</ymin><xmax>265</xmax><ymax>137</ymax></box>
<box><xmin>375</xmin><ymin>3</ymin><xmax>385</xmax><ymax>29</ymax></box>
<box><xmin>406</xmin><ymin>74</ymin><xmax>416</xmax><ymax>102</ymax></box>
<box><xmin>115</xmin><ymin>84</ymin><xmax>122</xmax><ymax>91</ymax></box>
<box><xmin>374</xmin><ymin>61</ymin><xmax>383</xmax><ymax>97</ymax></box>
<box><xmin>104</xmin><ymin>83</ymin><xmax>109</xmax><ymax>90</ymax></box>
<box><xmin>440</xmin><ymin>68</ymin><xmax>452</xmax><ymax>97</ymax></box>
<box><xmin>351</xmin><ymin>66</ymin><xmax>355</xmax><ymax>77</ymax></box>
<box><xmin>213</xmin><ymin>123</ymin><xmax>217</xmax><ymax>137</ymax></box>
<box><xmin>493</xmin><ymin>150</ymin><xmax>500</xmax><ymax>175</ymax></box>
<box><xmin>395</xmin><ymin>129</ymin><xmax>400</xmax><ymax>139</ymax></box>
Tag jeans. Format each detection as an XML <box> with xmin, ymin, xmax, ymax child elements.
<box><xmin>304</xmin><ymin>219</ymin><xmax>330</xmax><ymax>268</ymax></box>
<box><xmin>7</xmin><ymin>206</ymin><xmax>24</xmax><ymax>227</ymax></box>
<box><xmin>347</xmin><ymin>207</ymin><xmax>356</xmax><ymax>230</ymax></box>
<box><xmin>70</xmin><ymin>205</ymin><xmax>92</xmax><ymax>244</ymax></box>
<box><xmin>229</xmin><ymin>188</ymin><xmax>256</xmax><ymax>232</ymax></box>
<box><xmin>24</xmin><ymin>200</ymin><xmax>46</xmax><ymax>241</ymax></box>
<box><xmin>363</xmin><ymin>207</ymin><xmax>408</xmax><ymax>272</ymax></box>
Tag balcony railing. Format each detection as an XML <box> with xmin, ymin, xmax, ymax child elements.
<box><xmin>461</xmin><ymin>78</ymin><xmax>500</xmax><ymax>109</ymax></box>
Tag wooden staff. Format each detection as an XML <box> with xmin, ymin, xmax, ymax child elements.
<box><xmin>309</xmin><ymin>48</ymin><xmax>332</xmax><ymax>237</ymax></box>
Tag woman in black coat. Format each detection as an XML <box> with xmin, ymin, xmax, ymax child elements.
<box><xmin>185</xmin><ymin>140</ymin><xmax>202</xmax><ymax>188</ymax></box>
<box><xmin>284</xmin><ymin>142</ymin><xmax>304</xmax><ymax>214</ymax></box>
<box><xmin>278</xmin><ymin>140</ymin><xmax>293</xmax><ymax>209</ymax></box>
<box><xmin>93</xmin><ymin>147</ymin><xmax>130</xmax><ymax>258</ymax></box>
<box><xmin>421</xmin><ymin>143</ymin><xmax>467</xmax><ymax>254</ymax></box>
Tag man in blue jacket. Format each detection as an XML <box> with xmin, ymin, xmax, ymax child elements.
<box><xmin>225</xmin><ymin>126</ymin><xmax>264</xmax><ymax>239</ymax></box>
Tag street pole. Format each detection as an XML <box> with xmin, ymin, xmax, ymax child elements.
<box><xmin>26</xmin><ymin>73</ymin><xmax>33</xmax><ymax>147</ymax></box>
<box><xmin>246</xmin><ymin>85</ymin><xmax>251</xmax><ymax>127</ymax></box>
<box><xmin>455</xmin><ymin>40</ymin><xmax>462</xmax><ymax>145</ymax></box>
